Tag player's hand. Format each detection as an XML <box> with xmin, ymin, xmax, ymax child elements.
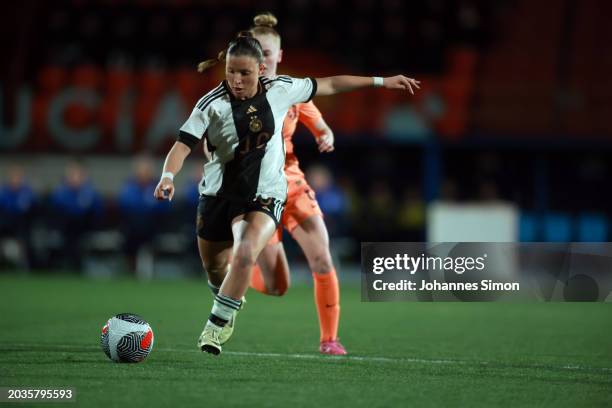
<box><xmin>154</xmin><ymin>177</ymin><xmax>175</xmax><ymax>201</ymax></box>
<box><xmin>383</xmin><ymin>75</ymin><xmax>421</xmax><ymax>94</ymax></box>
<box><xmin>317</xmin><ymin>131</ymin><xmax>335</xmax><ymax>153</ymax></box>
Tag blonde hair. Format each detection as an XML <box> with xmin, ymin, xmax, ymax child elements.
<box><xmin>197</xmin><ymin>31</ymin><xmax>263</xmax><ymax>73</ymax></box>
<box><xmin>250</xmin><ymin>12</ymin><xmax>281</xmax><ymax>46</ymax></box>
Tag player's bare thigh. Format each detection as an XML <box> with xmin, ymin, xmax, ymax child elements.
<box><xmin>291</xmin><ymin>214</ymin><xmax>334</xmax><ymax>274</ymax></box>
<box><xmin>220</xmin><ymin>211</ymin><xmax>277</xmax><ymax>297</ymax></box>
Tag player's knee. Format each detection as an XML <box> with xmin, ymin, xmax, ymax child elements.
<box><xmin>203</xmin><ymin>264</ymin><xmax>227</xmax><ymax>277</ymax></box>
<box><xmin>233</xmin><ymin>243</ymin><xmax>255</xmax><ymax>270</ymax></box>
<box><xmin>262</xmin><ymin>270</ymin><xmax>290</xmax><ymax>296</ymax></box>
<box><xmin>310</xmin><ymin>251</ymin><xmax>333</xmax><ymax>274</ymax></box>
<box><xmin>257</xmin><ymin>277</ymin><xmax>288</xmax><ymax>296</ymax></box>
<box><xmin>264</xmin><ymin>288</ymin><xmax>281</xmax><ymax>296</ymax></box>
<box><xmin>275</xmin><ymin>282</ymin><xmax>289</xmax><ymax>296</ymax></box>
<box><xmin>201</xmin><ymin>258</ymin><xmax>228</xmax><ymax>276</ymax></box>
<box><xmin>268</xmin><ymin>281</ymin><xmax>289</xmax><ymax>296</ymax></box>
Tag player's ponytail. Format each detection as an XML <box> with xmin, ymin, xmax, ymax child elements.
<box><xmin>197</xmin><ymin>31</ymin><xmax>263</xmax><ymax>74</ymax></box>
<box><xmin>197</xmin><ymin>50</ymin><xmax>226</xmax><ymax>73</ymax></box>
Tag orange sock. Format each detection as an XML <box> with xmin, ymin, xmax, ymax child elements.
<box><xmin>250</xmin><ymin>264</ymin><xmax>268</xmax><ymax>294</ymax></box>
<box><xmin>312</xmin><ymin>269</ymin><xmax>340</xmax><ymax>342</ymax></box>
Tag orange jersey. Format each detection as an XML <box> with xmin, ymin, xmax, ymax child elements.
<box><xmin>282</xmin><ymin>101</ymin><xmax>324</xmax><ymax>182</ymax></box>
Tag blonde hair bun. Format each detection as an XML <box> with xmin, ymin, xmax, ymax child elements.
<box><xmin>253</xmin><ymin>12</ymin><xmax>277</xmax><ymax>28</ymax></box>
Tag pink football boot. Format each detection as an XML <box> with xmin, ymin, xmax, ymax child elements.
<box><xmin>319</xmin><ymin>339</ymin><xmax>348</xmax><ymax>355</ymax></box>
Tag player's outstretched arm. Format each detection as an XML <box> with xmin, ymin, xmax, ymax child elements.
<box><xmin>314</xmin><ymin>119</ymin><xmax>334</xmax><ymax>153</ymax></box>
<box><xmin>298</xmin><ymin>103</ymin><xmax>335</xmax><ymax>153</ymax></box>
<box><xmin>315</xmin><ymin>75</ymin><xmax>420</xmax><ymax>96</ymax></box>
<box><xmin>153</xmin><ymin>141</ymin><xmax>191</xmax><ymax>201</ymax></box>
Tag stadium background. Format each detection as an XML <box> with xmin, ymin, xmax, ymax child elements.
<box><xmin>2</xmin><ymin>0</ymin><xmax>612</xmax><ymax>275</ymax></box>
<box><xmin>1</xmin><ymin>1</ymin><xmax>611</xmax><ymax>407</ymax></box>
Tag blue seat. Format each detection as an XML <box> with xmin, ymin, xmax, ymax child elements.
<box><xmin>577</xmin><ymin>213</ymin><xmax>608</xmax><ymax>242</ymax></box>
<box><xmin>543</xmin><ymin>213</ymin><xmax>572</xmax><ymax>242</ymax></box>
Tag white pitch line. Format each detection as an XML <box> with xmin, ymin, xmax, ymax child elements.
<box><xmin>158</xmin><ymin>347</ymin><xmax>612</xmax><ymax>373</ymax></box>
<box><xmin>221</xmin><ymin>350</ymin><xmax>457</xmax><ymax>365</ymax></box>
<box><xmin>2</xmin><ymin>343</ymin><xmax>612</xmax><ymax>373</ymax></box>
<box><xmin>158</xmin><ymin>348</ymin><xmax>612</xmax><ymax>372</ymax></box>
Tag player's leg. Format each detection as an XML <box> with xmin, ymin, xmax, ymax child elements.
<box><xmin>195</xmin><ymin>200</ymin><xmax>233</xmax><ymax>294</ymax></box>
<box><xmin>197</xmin><ymin>236</ymin><xmax>232</xmax><ymax>293</ymax></box>
<box><xmin>198</xmin><ymin>235</ymin><xmax>249</xmax><ymax>347</ymax></box>
<box><xmin>251</xmin><ymin>201</ymin><xmax>292</xmax><ymax>296</ymax></box>
<box><xmin>251</xmin><ymin>236</ymin><xmax>291</xmax><ymax>296</ymax></box>
<box><xmin>291</xmin><ymin>214</ymin><xmax>347</xmax><ymax>355</ymax></box>
<box><xmin>284</xmin><ymin>182</ymin><xmax>346</xmax><ymax>355</ymax></box>
<box><xmin>222</xmin><ymin>211</ymin><xmax>277</xmax><ymax>296</ymax></box>
<box><xmin>196</xmin><ymin>195</ymin><xmax>244</xmax><ymax>351</ymax></box>
<box><xmin>200</xmin><ymin>209</ymin><xmax>278</xmax><ymax>355</ymax></box>
<box><xmin>196</xmin><ymin>237</ymin><xmax>235</xmax><ymax>351</ymax></box>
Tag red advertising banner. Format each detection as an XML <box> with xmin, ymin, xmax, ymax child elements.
<box><xmin>1</xmin><ymin>50</ymin><xmax>475</xmax><ymax>153</ymax></box>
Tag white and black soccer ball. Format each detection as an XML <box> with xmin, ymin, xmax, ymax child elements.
<box><xmin>101</xmin><ymin>313</ymin><xmax>154</xmax><ymax>363</ymax></box>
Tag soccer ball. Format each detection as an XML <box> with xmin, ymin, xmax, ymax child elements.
<box><xmin>101</xmin><ymin>313</ymin><xmax>154</xmax><ymax>363</ymax></box>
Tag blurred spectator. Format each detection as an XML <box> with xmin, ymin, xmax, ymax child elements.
<box><xmin>50</xmin><ymin>159</ymin><xmax>103</xmax><ymax>271</ymax></box>
<box><xmin>306</xmin><ymin>164</ymin><xmax>348</xmax><ymax>237</ymax></box>
<box><xmin>180</xmin><ymin>162</ymin><xmax>204</xmax><ymax>254</ymax></box>
<box><xmin>118</xmin><ymin>154</ymin><xmax>170</xmax><ymax>274</ymax></box>
<box><xmin>336</xmin><ymin>175</ymin><xmax>363</xmax><ymax>228</ymax></box>
<box><xmin>396</xmin><ymin>187</ymin><xmax>425</xmax><ymax>241</ymax></box>
<box><xmin>476</xmin><ymin>153</ymin><xmax>504</xmax><ymax>200</ymax></box>
<box><xmin>477</xmin><ymin>180</ymin><xmax>501</xmax><ymax>202</ymax></box>
<box><xmin>0</xmin><ymin>165</ymin><xmax>37</xmax><ymax>269</ymax></box>
<box><xmin>440</xmin><ymin>178</ymin><xmax>458</xmax><ymax>201</ymax></box>
<box><xmin>360</xmin><ymin>181</ymin><xmax>396</xmax><ymax>241</ymax></box>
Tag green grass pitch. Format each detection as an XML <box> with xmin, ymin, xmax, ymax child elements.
<box><xmin>1</xmin><ymin>275</ymin><xmax>611</xmax><ymax>407</ymax></box>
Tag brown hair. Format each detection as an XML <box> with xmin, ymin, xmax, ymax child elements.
<box><xmin>250</xmin><ymin>12</ymin><xmax>281</xmax><ymax>46</ymax></box>
<box><xmin>197</xmin><ymin>31</ymin><xmax>264</xmax><ymax>73</ymax></box>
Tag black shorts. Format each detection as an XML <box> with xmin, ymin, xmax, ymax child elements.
<box><xmin>196</xmin><ymin>195</ymin><xmax>285</xmax><ymax>241</ymax></box>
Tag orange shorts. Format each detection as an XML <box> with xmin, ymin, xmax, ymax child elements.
<box><xmin>268</xmin><ymin>178</ymin><xmax>323</xmax><ymax>244</ymax></box>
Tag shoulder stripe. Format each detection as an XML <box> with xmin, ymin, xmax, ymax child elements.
<box><xmin>196</xmin><ymin>84</ymin><xmax>224</xmax><ymax>109</ymax></box>
<box><xmin>277</xmin><ymin>75</ymin><xmax>293</xmax><ymax>83</ymax></box>
<box><xmin>267</xmin><ymin>78</ymin><xmax>293</xmax><ymax>86</ymax></box>
<box><xmin>197</xmin><ymin>89</ymin><xmax>227</xmax><ymax>112</ymax></box>
<box><xmin>200</xmin><ymin>92</ymin><xmax>227</xmax><ymax>111</ymax></box>
<box><xmin>274</xmin><ymin>77</ymin><xmax>293</xmax><ymax>84</ymax></box>
<box><xmin>196</xmin><ymin>86</ymin><xmax>224</xmax><ymax>110</ymax></box>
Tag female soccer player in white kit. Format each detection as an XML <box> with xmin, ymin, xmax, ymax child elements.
<box><xmin>154</xmin><ymin>31</ymin><xmax>419</xmax><ymax>355</ymax></box>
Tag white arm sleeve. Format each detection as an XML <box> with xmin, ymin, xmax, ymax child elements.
<box><xmin>282</xmin><ymin>76</ymin><xmax>318</xmax><ymax>106</ymax></box>
<box><xmin>179</xmin><ymin>108</ymin><xmax>208</xmax><ymax>139</ymax></box>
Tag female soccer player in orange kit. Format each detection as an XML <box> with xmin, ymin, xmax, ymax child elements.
<box><xmin>249</xmin><ymin>12</ymin><xmax>344</xmax><ymax>355</ymax></box>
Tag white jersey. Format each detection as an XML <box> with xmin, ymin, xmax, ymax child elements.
<box><xmin>178</xmin><ymin>75</ymin><xmax>317</xmax><ymax>202</ymax></box>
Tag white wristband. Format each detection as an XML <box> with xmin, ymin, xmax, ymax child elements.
<box><xmin>161</xmin><ymin>171</ymin><xmax>174</xmax><ymax>181</ymax></box>
<box><xmin>373</xmin><ymin>77</ymin><xmax>384</xmax><ymax>87</ymax></box>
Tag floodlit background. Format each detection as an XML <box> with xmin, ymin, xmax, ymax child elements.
<box><xmin>1</xmin><ymin>0</ymin><xmax>611</xmax><ymax>278</ymax></box>
<box><xmin>1</xmin><ymin>2</ymin><xmax>612</xmax><ymax>407</ymax></box>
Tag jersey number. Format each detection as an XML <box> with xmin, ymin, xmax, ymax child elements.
<box><xmin>239</xmin><ymin>132</ymin><xmax>271</xmax><ymax>156</ymax></box>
